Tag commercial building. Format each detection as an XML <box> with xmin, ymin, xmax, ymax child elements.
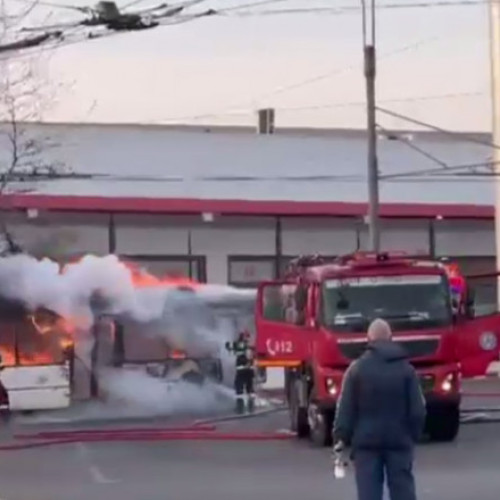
<box><xmin>1</xmin><ymin>121</ymin><xmax>498</xmax><ymax>396</ymax></box>
<box><xmin>0</xmin><ymin>122</ymin><xmax>495</xmax><ymax>288</ymax></box>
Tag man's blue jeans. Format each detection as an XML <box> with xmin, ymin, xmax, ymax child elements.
<box><xmin>353</xmin><ymin>448</ymin><xmax>417</xmax><ymax>500</ymax></box>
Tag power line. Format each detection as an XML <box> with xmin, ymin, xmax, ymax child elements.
<box><xmin>217</xmin><ymin>0</ymin><xmax>488</xmax><ymax>16</ymax></box>
<box><xmin>217</xmin><ymin>0</ymin><xmax>292</xmax><ymax>12</ymax></box>
<box><xmin>376</xmin><ymin>106</ymin><xmax>500</xmax><ymax>150</ymax></box>
<box><xmin>156</xmin><ymin>34</ymin><xmax>444</xmax><ymax>124</ymax></box>
<box><xmin>121</xmin><ymin>0</ymin><xmax>156</xmax><ymax>9</ymax></box>
<box><xmin>373</xmin><ymin>115</ymin><xmax>498</xmax><ymax>183</ymax></box>
<box><xmin>254</xmin><ymin>35</ymin><xmax>443</xmax><ymax>105</ymax></box>
<box><xmin>2</xmin><ymin>1</ymin><xmax>214</xmax><ymax>56</ymax></box>
<box><xmin>10</xmin><ymin>0</ymin><xmax>72</xmax><ymax>9</ymax></box>
<box><xmin>1</xmin><ymin>2</ymin><xmax>215</xmax><ymax>58</ymax></box>
<box><xmin>376</xmin><ymin>123</ymin><xmax>450</xmax><ymax>170</ymax></box>
<box><xmin>380</xmin><ymin>159</ymin><xmax>497</xmax><ymax>179</ymax></box>
<box><xmin>274</xmin><ymin>91</ymin><xmax>484</xmax><ymax>112</ymax></box>
<box><xmin>9</xmin><ymin>164</ymin><xmax>497</xmax><ymax>184</ymax></box>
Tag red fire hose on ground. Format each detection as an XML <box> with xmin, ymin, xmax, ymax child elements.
<box><xmin>0</xmin><ymin>406</ymin><xmax>293</xmax><ymax>451</ymax></box>
<box><xmin>0</xmin><ymin>430</ymin><xmax>294</xmax><ymax>451</ymax></box>
<box><xmin>2</xmin><ymin>381</ymin><xmax>500</xmax><ymax>451</ymax></box>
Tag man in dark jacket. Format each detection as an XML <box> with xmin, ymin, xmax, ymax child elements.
<box><xmin>333</xmin><ymin>318</ymin><xmax>426</xmax><ymax>500</ymax></box>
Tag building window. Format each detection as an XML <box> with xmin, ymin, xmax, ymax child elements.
<box><xmin>121</xmin><ymin>255</ymin><xmax>207</xmax><ymax>283</ymax></box>
<box><xmin>228</xmin><ymin>256</ymin><xmax>276</xmax><ymax>287</ymax></box>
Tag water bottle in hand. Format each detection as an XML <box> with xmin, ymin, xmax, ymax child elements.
<box><xmin>332</xmin><ymin>440</ymin><xmax>347</xmax><ymax>479</ymax></box>
<box><xmin>334</xmin><ymin>457</ymin><xmax>346</xmax><ymax>479</ymax></box>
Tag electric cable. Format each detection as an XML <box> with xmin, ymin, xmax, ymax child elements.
<box><xmin>274</xmin><ymin>91</ymin><xmax>484</xmax><ymax>112</ymax></box>
<box><xmin>1</xmin><ymin>0</ymin><xmax>214</xmax><ymax>57</ymax></box>
<box><xmin>376</xmin><ymin>123</ymin><xmax>450</xmax><ymax>173</ymax></box>
<box><xmin>376</xmin><ymin>106</ymin><xmax>500</xmax><ymax>150</ymax></box>
<box><xmin>155</xmin><ymin>34</ymin><xmax>444</xmax><ymax>124</ymax></box>
<box><xmin>216</xmin><ymin>0</ymin><xmax>488</xmax><ymax>16</ymax></box>
<box><xmin>380</xmin><ymin>159</ymin><xmax>497</xmax><ymax>180</ymax></box>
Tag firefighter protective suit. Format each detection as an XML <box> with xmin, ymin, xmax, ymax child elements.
<box><xmin>225</xmin><ymin>331</ymin><xmax>256</xmax><ymax>414</ymax></box>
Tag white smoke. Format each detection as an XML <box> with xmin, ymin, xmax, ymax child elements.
<box><xmin>0</xmin><ymin>253</ymin><xmax>257</xmax><ymax>418</ymax></box>
<box><xmin>98</xmin><ymin>368</ymin><xmax>235</xmax><ymax>417</ymax></box>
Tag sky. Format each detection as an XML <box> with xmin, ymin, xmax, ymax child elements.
<box><xmin>3</xmin><ymin>0</ymin><xmax>495</xmax><ymax>131</ymax></box>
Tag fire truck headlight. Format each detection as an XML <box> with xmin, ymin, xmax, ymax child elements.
<box><xmin>441</xmin><ymin>373</ymin><xmax>454</xmax><ymax>393</ymax></box>
<box><xmin>479</xmin><ymin>332</ymin><xmax>498</xmax><ymax>351</ymax></box>
<box><xmin>326</xmin><ymin>377</ymin><xmax>337</xmax><ymax>395</ymax></box>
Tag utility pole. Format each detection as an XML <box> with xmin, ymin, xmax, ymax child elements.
<box><xmin>361</xmin><ymin>0</ymin><xmax>380</xmax><ymax>252</ymax></box>
<box><xmin>489</xmin><ymin>0</ymin><xmax>500</xmax><ymax>306</ymax></box>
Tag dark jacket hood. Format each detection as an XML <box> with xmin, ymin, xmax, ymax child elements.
<box><xmin>367</xmin><ymin>339</ymin><xmax>408</xmax><ymax>362</ymax></box>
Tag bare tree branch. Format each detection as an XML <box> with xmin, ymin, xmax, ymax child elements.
<box><xmin>0</xmin><ymin>0</ymin><xmax>67</xmax><ymax>256</ymax></box>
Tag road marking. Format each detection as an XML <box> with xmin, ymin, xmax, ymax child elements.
<box><xmin>276</xmin><ymin>428</ymin><xmax>296</xmax><ymax>435</ymax></box>
<box><xmin>75</xmin><ymin>442</ymin><xmax>119</xmax><ymax>484</ymax></box>
<box><xmin>461</xmin><ymin>412</ymin><xmax>490</xmax><ymax>423</ymax></box>
<box><xmin>89</xmin><ymin>465</ymin><xmax>119</xmax><ymax>484</ymax></box>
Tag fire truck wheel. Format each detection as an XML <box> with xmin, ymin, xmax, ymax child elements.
<box><xmin>307</xmin><ymin>394</ymin><xmax>333</xmax><ymax>447</ymax></box>
<box><xmin>289</xmin><ymin>381</ymin><xmax>309</xmax><ymax>438</ymax></box>
<box><xmin>426</xmin><ymin>402</ymin><xmax>460</xmax><ymax>442</ymax></box>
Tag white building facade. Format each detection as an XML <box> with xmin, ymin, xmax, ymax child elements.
<box><xmin>0</xmin><ymin>122</ymin><xmax>497</xmax><ymax>293</ymax></box>
<box><xmin>1</xmin><ymin>122</ymin><xmax>499</xmax><ymax>396</ymax></box>
<box><xmin>2</xmin><ymin>209</ymin><xmax>495</xmax><ymax>284</ymax></box>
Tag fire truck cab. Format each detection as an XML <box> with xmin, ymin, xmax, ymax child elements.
<box><xmin>255</xmin><ymin>252</ymin><xmax>500</xmax><ymax>446</ymax></box>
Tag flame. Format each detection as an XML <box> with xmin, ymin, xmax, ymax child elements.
<box><xmin>62</xmin><ymin>255</ymin><xmax>200</xmax><ymax>290</ymax></box>
<box><xmin>0</xmin><ymin>347</ymin><xmax>57</xmax><ymax>366</ymax></box>
<box><xmin>0</xmin><ymin>309</ymin><xmax>74</xmax><ymax>368</ymax></box>
<box><xmin>121</xmin><ymin>260</ymin><xmax>200</xmax><ymax>290</ymax></box>
<box><xmin>170</xmin><ymin>349</ymin><xmax>187</xmax><ymax>359</ymax></box>
<box><xmin>0</xmin><ymin>256</ymin><xmax>201</xmax><ymax>368</ymax></box>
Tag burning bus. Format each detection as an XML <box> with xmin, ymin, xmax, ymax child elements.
<box><xmin>0</xmin><ymin>297</ymin><xmax>74</xmax><ymax>412</ymax></box>
<box><xmin>0</xmin><ymin>254</ymin><xmax>256</xmax><ymax>412</ymax></box>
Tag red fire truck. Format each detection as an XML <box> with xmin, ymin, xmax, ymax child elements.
<box><xmin>254</xmin><ymin>252</ymin><xmax>500</xmax><ymax>446</ymax></box>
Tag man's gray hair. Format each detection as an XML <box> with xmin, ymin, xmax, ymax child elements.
<box><xmin>367</xmin><ymin>318</ymin><xmax>392</xmax><ymax>341</ymax></box>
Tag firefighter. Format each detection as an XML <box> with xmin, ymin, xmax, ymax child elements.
<box><xmin>225</xmin><ymin>330</ymin><xmax>256</xmax><ymax>414</ymax></box>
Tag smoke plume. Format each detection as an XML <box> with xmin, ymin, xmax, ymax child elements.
<box><xmin>98</xmin><ymin>368</ymin><xmax>235</xmax><ymax>417</ymax></box>
<box><xmin>0</xmin><ymin>253</ymin><xmax>257</xmax><ymax>418</ymax></box>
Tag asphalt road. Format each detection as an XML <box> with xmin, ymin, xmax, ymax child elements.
<box><xmin>0</xmin><ymin>379</ymin><xmax>499</xmax><ymax>500</ymax></box>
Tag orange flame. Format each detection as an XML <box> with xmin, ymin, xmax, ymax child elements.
<box><xmin>121</xmin><ymin>260</ymin><xmax>200</xmax><ymax>290</ymax></box>
<box><xmin>61</xmin><ymin>255</ymin><xmax>200</xmax><ymax>290</ymax></box>
<box><xmin>0</xmin><ymin>307</ymin><xmax>74</xmax><ymax>367</ymax></box>
<box><xmin>170</xmin><ymin>349</ymin><xmax>187</xmax><ymax>359</ymax></box>
<box><xmin>0</xmin><ymin>347</ymin><xmax>57</xmax><ymax>366</ymax></box>
<box><xmin>0</xmin><ymin>256</ymin><xmax>201</xmax><ymax>368</ymax></box>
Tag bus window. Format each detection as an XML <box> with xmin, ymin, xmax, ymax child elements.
<box><xmin>0</xmin><ymin>323</ymin><xmax>17</xmax><ymax>366</ymax></box>
<box><xmin>0</xmin><ymin>311</ymin><xmax>71</xmax><ymax>367</ymax></box>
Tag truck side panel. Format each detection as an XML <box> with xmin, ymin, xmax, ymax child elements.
<box><xmin>255</xmin><ymin>282</ymin><xmax>310</xmax><ymax>367</ymax></box>
<box><xmin>456</xmin><ymin>315</ymin><xmax>500</xmax><ymax>377</ymax></box>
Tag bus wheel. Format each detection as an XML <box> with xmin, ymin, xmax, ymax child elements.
<box><xmin>307</xmin><ymin>395</ymin><xmax>333</xmax><ymax>447</ymax></box>
<box><xmin>289</xmin><ymin>382</ymin><xmax>309</xmax><ymax>438</ymax></box>
<box><xmin>426</xmin><ymin>402</ymin><xmax>460</xmax><ymax>442</ymax></box>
